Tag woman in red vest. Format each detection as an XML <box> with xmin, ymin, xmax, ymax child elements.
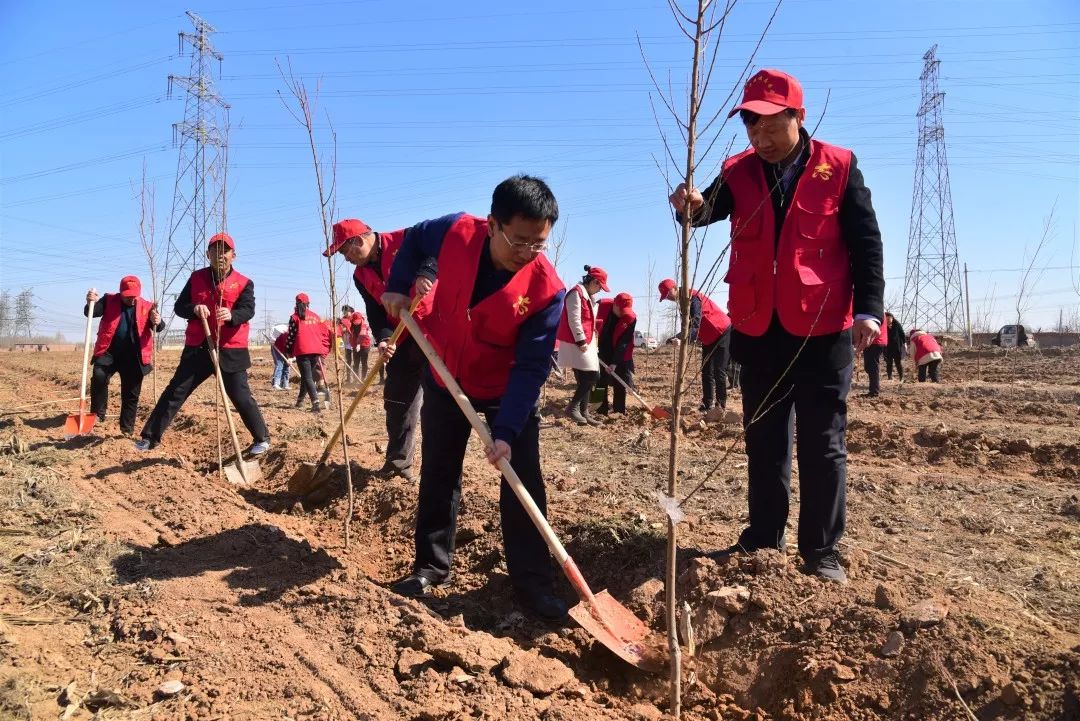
<box><xmin>137</xmin><ymin>233</ymin><xmax>270</xmax><ymax>454</ymax></box>
<box><xmin>596</xmin><ymin>292</ymin><xmax>637</xmax><ymax>414</ymax></box>
<box><xmin>83</xmin><ymin>276</ymin><xmax>164</xmax><ymax>434</ymax></box>
<box><xmin>556</xmin><ymin>265</ymin><xmax>609</xmax><ymax>425</ymax></box>
<box><xmin>908</xmin><ymin>329</ymin><xmax>943</xmax><ymax>382</ymax></box>
<box><xmin>862</xmin><ymin>315</ymin><xmax>889</xmax><ymax>397</ymax></box>
<box><xmin>286</xmin><ymin>293</ymin><xmax>331</xmax><ymax>413</ymax></box>
<box><xmin>346</xmin><ymin>311</ymin><xmax>377</xmax><ymax>381</ymax></box>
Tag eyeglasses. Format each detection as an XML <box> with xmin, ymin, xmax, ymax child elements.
<box><xmin>497</xmin><ymin>228</ymin><xmax>548</xmax><ymax>254</ymax></box>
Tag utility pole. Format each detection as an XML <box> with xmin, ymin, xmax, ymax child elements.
<box><xmin>901</xmin><ymin>45</ymin><xmax>964</xmax><ymax>334</ymax></box>
<box><xmin>161</xmin><ymin>11</ymin><xmax>230</xmax><ymax>328</ymax></box>
<box><xmin>964</xmin><ymin>262</ymin><xmax>972</xmax><ymax>347</ymax></box>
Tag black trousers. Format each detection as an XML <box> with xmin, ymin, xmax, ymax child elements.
<box><xmin>884</xmin><ymin>349</ymin><xmax>903</xmax><ymax>381</ymax></box>
<box><xmin>599</xmin><ymin>361</ymin><xmax>634</xmax><ymax>413</ymax></box>
<box><xmin>569</xmin><ymin>369</ymin><xmax>599</xmax><ymax>411</ymax></box>
<box><xmin>347</xmin><ymin>347</ymin><xmax>372</xmax><ymax>380</ymax></box>
<box><xmin>738</xmin><ymin>361</ymin><xmax>852</xmax><ymax>559</ymax></box>
<box><xmin>384</xmin><ymin>339</ymin><xmax>424</xmax><ymax>472</ymax></box>
<box><xmin>863</xmin><ymin>345</ymin><xmax>883</xmax><ymax>395</ymax></box>
<box><xmin>140</xmin><ymin>347</ymin><xmax>269</xmax><ymax>444</ymax></box>
<box><xmin>90</xmin><ymin>355</ymin><xmax>145</xmax><ymax>433</ymax></box>
<box><xmin>701</xmin><ymin>330</ymin><xmax>731</xmax><ymax>409</ymax></box>
<box><xmin>728</xmin><ymin>361</ymin><xmax>741</xmax><ymax>390</ymax></box>
<box><xmin>295</xmin><ymin>355</ymin><xmax>321</xmax><ymax>408</ymax></box>
<box><xmin>413</xmin><ymin>377</ymin><xmax>552</xmax><ymax>593</ymax></box>
<box><xmin>918</xmin><ymin>359</ymin><xmax>941</xmax><ymax>382</ymax></box>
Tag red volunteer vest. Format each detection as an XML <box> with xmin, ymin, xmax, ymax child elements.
<box><xmin>613</xmin><ymin>309</ymin><xmax>637</xmax><ymax>362</ymax></box>
<box><xmin>873</xmin><ymin>322</ymin><xmax>888</xmax><ymax>346</ymax></box>
<box><xmin>426</xmin><ymin>214</ymin><xmax>564</xmax><ymax>399</ymax></box>
<box><xmin>691</xmin><ymin>289</ymin><xmax>731</xmax><ymax>345</ymax></box>
<box><xmin>352</xmin><ymin>229</ymin><xmax>434</xmax><ymax>342</ymax></box>
<box><xmin>273</xmin><ymin>332</ymin><xmax>290</xmax><ymax>357</ymax></box>
<box><xmin>596</xmin><ymin>298</ymin><xmax>614</xmax><ymax>335</ymax></box>
<box><xmin>184</xmin><ymin>268</ymin><xmax>252</xmax><ymax>349</ymax></box>
<box><xmin>348</xmin><ymin>318</ymin><xmax>372</xmax><ymax>349</ymax></box>
<box><xmin>93</xmin><ymin>294</ymin><xmax>155</xmax><ymax>365</ymax></box>
<box><xmin>556</xmin><ymin>284</ymin><xmax>596</xmax><ymax>344</ymax></box>
<box><xmin>722</xmin><ymin>139</ymin><xmax>854</xmax><ymax>337</ymax></box>
<box><xmin>911</xmin><ymin>333</ymin><xmax>941</xmax><ymax>363</ymax></box>
<box><xmin>291</xmin><ymin>311</ymin><xmax>330</xmax><ymax>356</ymax></box>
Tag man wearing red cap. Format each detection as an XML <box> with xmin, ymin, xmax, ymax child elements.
<box><xmin>136</xmin><ymin>233</ymin><xmax>270</xmax><ymax>455</ymax></box>
<box><xmin>596</xmin><ymin>292</ymin><xmax>637</xmax><ymax>415</ymax></box>
<box><xmin>380</xmin><ymin>175</ymin><xmax>569</xmax><ymax>620</ymax></box>
<box><xmin>286</xmin><ymin>292</ymin><xmax>331</xmax><ymax>413</ymax></box>
<box><xmin>324</xmin><ymin>218</ymin><xmax>435</xmax><ymax>481</ymax></box>
<box><xmin>556</xmin><ymin>264</ymin><xmax>610</xmax><ymax>425</ymax></box>
<box><xmin>658</xmin><ymin>279</ymin><xmax>732</xmax><ymax>411</ymax></box>
<box><xmin>83</xmin><ymin>276</ymin><xmax>165</xmax><ymax>435</ymax></box>
<box><xmin>668</xmin><ymin>69</ymin><xmax>885</xmax><ymax>583</ymax></box>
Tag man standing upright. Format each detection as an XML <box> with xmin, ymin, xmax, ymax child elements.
<box><xmin>323</xmin><ymin>219</ymin><xmax>435</xmax><ymax>481</ymax></box>
<box><xmin>84</xmin><ymin>276</ymin><xmax>164</xmax><ymax>435</ymax></box>
<box><xmin>136</xmin><ymin>233</ymin><xmax>270</xmax><ymax>454</ymax></box>
<box><xmin>381</xmin><ymin>175</ymin><xmax>568</xmax><ymax>619</ymax></box>
<box><xmin>669</xmin><ymin>69</ymin><xmax>884</xmax><ymax>582</ymax></box>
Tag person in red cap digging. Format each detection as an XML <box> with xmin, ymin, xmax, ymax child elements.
<box><xmin>380</xmin><ymin>175</ymin><xmax>568</xmax><ymax>620</ymax></box>
<box><xmin>286</xmin><ymin>293</ymin><xmax>332</xmax><ymax>413</ymax></box>
<box><xmin>668</xmin><ymin>68</ymin><xmax>884</xmax><ymax>583</ymax></box>
<box><xmin>83</xmin><ymin>276</ymin><xmax>165</xmax><ymax>435</ymax></box>
<box><xmin>658</xmin><ymin>278</ymin><xmax>732</xmax><ymax>412</ymax></box>
<box><xmin>556</xmin><ymin>265</ymin><xmax>609</xmax><ymax>425</ymax></box>
<box><xmin>345</xmin><ymin>311</ymin><xmax>376</xmax><ymax>381</ymax></box>
<box><xmin>136</xmin><ymin>233</ymin><xmax>271</xmax><ymax>455</ymax></box>
<box><xmin>596</xmin><ymin>292</ymin><xmax>637</xmax><ymax>415</ymax></box>
<box><xmin>323</xmin><ymin>217</ymin><xmax>436</xmax><ymax>481</ymax></box>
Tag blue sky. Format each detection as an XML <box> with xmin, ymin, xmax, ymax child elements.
<box><xmin>2</xmin><ymin>0</ymin><xmax>1078</xmax><ymax>340</ymax></box>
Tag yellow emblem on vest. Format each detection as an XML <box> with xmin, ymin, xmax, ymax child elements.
<box><xmin>514</xmin><ymin>295</ymin><xmax>531</xmax><ymax>316</ymax></box>
<box><xmin>811</xmin><ymin>162</ymin><xmax>833</xmax><ymax>181</ymax></box>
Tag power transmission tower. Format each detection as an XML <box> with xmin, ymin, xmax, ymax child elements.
<box><xmin>161</xmin><ymin>11</ymin><xmax>230</xmax><ymax>318</ymax></box>
<box><xmin>901</xmin><ymin>45</ymin><xmax>963</xmax><ymax>335</ymax></box>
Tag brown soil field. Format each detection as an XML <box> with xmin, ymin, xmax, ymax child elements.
<box><xmin>1</xmin><ymin>345</ymin><xmax>1077</xmax><ymax>720</ymax></box>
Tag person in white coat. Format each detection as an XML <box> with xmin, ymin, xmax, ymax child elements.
<box><xmin>556</xmin><ymin>265</ymin><xmax>610</xmax><ymax>425</ymax></box>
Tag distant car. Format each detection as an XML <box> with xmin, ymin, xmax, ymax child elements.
<box><xmin>633</xmin><ymin>331</ymin><xmax>659</xmax><ymax>350</ymax></box>
<box><xmin>992</xmin><ymin>324</ymin><xmax>1036</xmax><ymax>348</ymax></box>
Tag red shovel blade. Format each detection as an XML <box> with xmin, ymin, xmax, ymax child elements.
<box><xmin>568</xmin><ymin>590</ymin><xmax>668</xmax><ymax>672</ymax></box>
<box><xmin>63</xmin><ymin>401</ymin><xmax>96</xmax><ymax>438</ymax></box>
<box><xmin>649</xmin><ymin>407</ymin><xmax>671</xmax><ymax>420</ymax></box>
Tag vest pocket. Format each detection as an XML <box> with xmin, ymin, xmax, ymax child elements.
<box><xmin>723</xmin><ymin>262</ymin><xmax>757</xmax><ymax>325</ymax></box>
<box><xmin>795</xmin><ymin>200</ymin><xmax>840</xmax><ymax>239</ymax></box>
<box><xmin>795</xmin><ymin>247</ymin><xmax>849</xmax><ymax>316</ymax></box>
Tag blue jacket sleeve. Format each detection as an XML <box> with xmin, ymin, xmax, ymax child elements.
<box><xmin>491</xmin><ymin>289</ymin><xmax>566</xmax><ymax>444</ymax></box>
<box><xmin>386</xmin><ymin>213</ymin><xmax>464</xmax><ymax>295</ymax></box>
<box><xmin>688</xmin><ymin>296</ymin><xmax>702</xmax><ymax>343</ymax></box>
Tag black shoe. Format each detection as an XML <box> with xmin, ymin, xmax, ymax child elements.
<box><xmin>698</xmin><ymin>402</ymin><xmax>715</xmax><ymax>412</ymax></box>
<box><xmin>119</xmin><ymin>426</ymin><xmax>134</xmax><ymax>436</ymax></box>
<box><xmin>708</xmin><ymin>534</ymin><xmax>787</xmax><ymax>561</ymax></box>
<box><xmin>391</xmin><ymin>573</ymin><xmax>447</xmax><ymax>598</ymax></box>
<box><xmin>515</xmin><ymin>589</ymin><xmax>569</xmax><ymax>621</ymax></box>
<box><xmin>596</xmin><ymin>403</ymin><xmax>610</xmax><ymax>415</ymax></box>
<box><xmin>377</xmin><ymin>462</ymin><xmax>415</xmax><ymax>482</ymax></box>
<box><xmin>803</xmin><ymin>552</ymin><xmax>848</xmax><ymax>584</ymax></box>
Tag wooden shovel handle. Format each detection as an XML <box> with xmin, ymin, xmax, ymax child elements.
<box><xmin>200</xmin><ymin>316</ymin><xmax>249</xmax><ymax>482</ymax></box>
<box><xmin>601</xmin><ymin>361</ymin><xmax>656</xmax><ymax>413</ymax></box>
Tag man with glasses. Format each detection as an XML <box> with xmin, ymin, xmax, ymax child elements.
<box><xmin>668</xmin><ymin>69</ymin><xmax>884</xmax><ymax>584</ymax></box>
<box><xmin>381</xmin><ymin>175</ymin><xmax>569</xmax><ymax>620</ymax></box>
<box><xmin>323</xmin><ymin>219</ymin><xmax>436</xmax><ymax>481</ymax></box>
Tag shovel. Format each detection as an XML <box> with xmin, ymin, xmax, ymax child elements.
<box><xmin>600</xmin><ymin>361</ymin><xmax>671</xmax><ymax>420</ymax></box>
<box><xmin>287</xmin><ymin>297</ymin><xmax>421</xmax><ymax>496</ymax></box>
<box><xmin>64</xmin><ymin>291</ymin><xmax>98</xmax><ymax>438</ymax></box>
<box><xmin>200</xmin><ymin>316</ymin><xmax>262</xmax><ymax>486</ymax></box>
<box><xmin>400</xmin><ymin>311</ymin><xmax>666</xmax><ymax>673</ymax></box>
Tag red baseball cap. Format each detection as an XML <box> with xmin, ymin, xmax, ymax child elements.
<box><xmin>208</xmin><ymin>232</ymin><xmax>235</xmax><ymax>249</ymax></box>
<box><xmin>658</xmin><ymin>278</ymin><xmax>676</xmax><ymax>302</ymax></box>
<box><xmin>614</xmin><ymin>292</ymin><xmax>633</xmax><ymax>310</ymax></box>
<box><xmin>325</xmin><ymin>218</ymin><xmax>373</xmax><ymax>257</ymax></box>
<box><xmin>296</xmin><ymin>292</ymin><xmax>310</xmax><ymax>304</ymax></box>
<box><xmin>728</xmin><ymin>69</ymin><xmax>804</xmax><ymax>118</ymax></box>
<box><xmin>585</xmin><ymin>266</ymin><xmax>610</xmax><ymax>292</ymax></box>
<box><xmin>119</xmin><ymin>275</ymin><xmax>142</xmax><ymax>298</ymax></box>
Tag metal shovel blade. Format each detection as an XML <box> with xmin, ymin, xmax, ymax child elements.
<box><xmin>63</xmin><ymin>401</ymin><xmax>96</xmax><ymax>438</ymax></box>
<box><xmin>287</xmin><ymin>462</ymin><xmax>332</xmax><ymax>496</ymax></box>
<box><xmin>568</xmin><ymin>589</ymin><xmax>668</xmax><ymax>673</ymax></box>
<box><xmin>649</xmin><ymin>407</ymin><xmax>672</xmax><ymax>420</ymax></box>
<box><xmin>222</xmin><ymin>458</ymin><xmax>262</xmax><ymax>486</ymax></box>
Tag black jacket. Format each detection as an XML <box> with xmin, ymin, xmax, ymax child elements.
<box><xmin>686</xmin><ymin>130</ymin><xmax>884</xmax><ymax>372</ymax></box>
<box><xmin>886</xmin><ymin>319</ymin><xmax>907</xmax><ymax>355</ymax></box>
